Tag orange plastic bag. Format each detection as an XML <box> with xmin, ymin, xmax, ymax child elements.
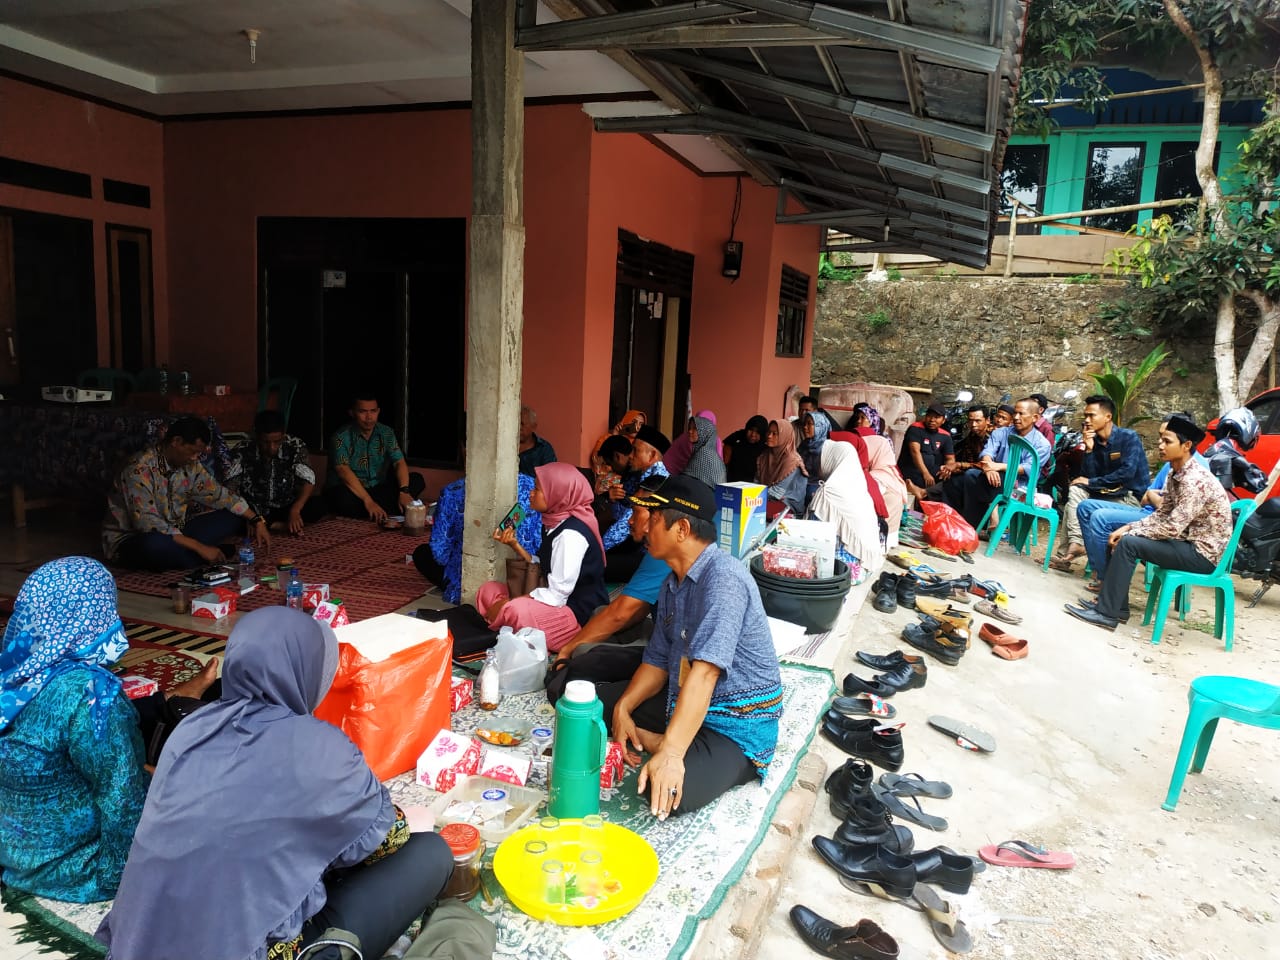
<box><xmin>919</xmin><ymin>500</ymin><xmax>979</xmax><ymax>555</ymax></box>
<box><xmin>314</xmin><ymin>621</ymin><xmax>453</xmax><ymax>780</ymax></box>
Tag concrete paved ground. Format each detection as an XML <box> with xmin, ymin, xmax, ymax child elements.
<box><xmin>704</xmin><ymin>542</ymin><xmax>1280</xmax><ymax>960</ymax></box>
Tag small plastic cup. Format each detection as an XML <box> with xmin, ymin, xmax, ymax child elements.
<box><xmin>580</xmin><ymin>814</ymin><xmax>604</xmax><ymax>847</ymax></box>
<box><xmin>542</xmin><ymin>859</ymin><xmax>565</xmax><ymax>906</ymax></box>
<box><xmin>576</xmin><ymin>849</ymin><xmax>603</xmax><ymax>897</ymax></box>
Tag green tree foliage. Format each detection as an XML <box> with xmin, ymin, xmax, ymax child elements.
<box><xmin>1090</xmin><ymin>344</ymin><xmax>1172</xmax><ymax>426</ymax></box>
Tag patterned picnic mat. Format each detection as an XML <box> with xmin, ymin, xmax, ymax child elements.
<box><xmin>110</xmin><ymin>517</ymin><xmax>432</xmax><ymax>622</ymax></box>
<box><xmin>11</xmin><ymin>664</ymin><xmax>833</xmax><ymax>960</ymax></box>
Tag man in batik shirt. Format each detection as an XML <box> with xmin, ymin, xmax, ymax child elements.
<box><xmin>228</xmin><ymin>409</ymin><xmax>323</xmax><ymax>535</ymax></box>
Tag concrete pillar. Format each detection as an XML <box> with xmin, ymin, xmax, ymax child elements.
<box><xmin>461</xmin><ymin>0</ymin><xmax>525</xmax><ymax>602</ymax></box>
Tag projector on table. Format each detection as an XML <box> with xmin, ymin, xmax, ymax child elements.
<box><xmin>41</xmin><ymin>386</ymin><xmax>113</xmax><ymax>403</ymax></box>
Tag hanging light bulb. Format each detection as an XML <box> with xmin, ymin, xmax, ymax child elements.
<box><xmin>244</xmin><ymin>28</ymin><xmax>260</xmax><ymax>65</ymax></box>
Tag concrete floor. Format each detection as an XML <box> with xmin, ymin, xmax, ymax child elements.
<box><xmin>3</xmin><ymin>514</ymin><xmax>1279</xmax><ymax>960</ymax></box>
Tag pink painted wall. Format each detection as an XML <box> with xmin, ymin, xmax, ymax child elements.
<box><xmin>0</xmin><ymin>77</ymin><xmax>169</xmax><ymax>364</ymax></box>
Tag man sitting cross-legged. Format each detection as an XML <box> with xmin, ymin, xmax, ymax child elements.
<box><xmin>227</xmin><ymin>409</ymin><xmax>325</xmax><ymax>535</ymax></box>
<box><xmin>1065</xmin><ymin>414</ymin><xmax>1232</xmax><ymax>631</ymax></box>
<box><xmin>1050</xmin><ymin>394</ymin><xmax>1149</xmax><ymax>570</ymax></box>
<box><xmin>596</xmin><ymin>476</ymin><xmax>783</xmax><ymax>818</ymax></box>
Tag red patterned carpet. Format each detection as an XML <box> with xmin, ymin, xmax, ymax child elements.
<box><xmin>110</xmin><ymin>517</ymin><xmax>431</xmax><ymax>623</ymax></box>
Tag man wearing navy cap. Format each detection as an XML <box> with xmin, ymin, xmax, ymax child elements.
<box><xmin>602</xmin><ymin>476</ymin><xmax>783</xmax><ymax>819</ymax></box>
<box><xmin>1065</xmin><ymin>415</ymin><xmax>1232</xmax><ymax>631</ymax></box>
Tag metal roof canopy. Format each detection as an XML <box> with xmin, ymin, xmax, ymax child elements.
<box><xmin>517</xmin><ymin>0</ymin><xmax>1027</xmax><ymax>268</ymax></box>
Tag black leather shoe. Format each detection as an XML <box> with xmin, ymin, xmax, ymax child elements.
<box><xmin>895</xmin><ymin>576</ymin><xmax>917</xmax><ymax>610</ymax></box>
<box><xmin>820</xmin><ymin>720</ymin><xmax>905</xmax><ymax>771</ymax></box>
<box><xmin>908</xmin><ymin>847</ymin><xmax>975</xmax><ymax>895</ymax></box>
<box><xmin>916</xmin><ymin>615</ymin><xmax>970</xmax><ymax>650</ymax></box>
<box><xmin>1063</xmin><ymin>602</ymin><xmax>1118</xmax><ymax>631</ymax></box>
<box><xmin>875</xmin><ymin>659</ymin><xmax>927</xmax><ymax>693</ymax></box>
<box><xmin>914</xmin><ymin>576</ymin><xmax>968</xmax><ymax>598</ymax></box>
<box><xmin>1077</xmin><ymin>597</ymin><xmax>1130</xmax><ymax>623</ymax></box>
<box><xmin>834</xmin><ymin>821</ymin><xmax>915</xmax><ymax>855</ymax></box>
<box><xmin>825</xmin><ymin>758</ymin><xmax>873</xmax><ymax>799</ymax></box>
<box><xmin>830</xmin><ymin>789</ymin><xmax>892</xmax><ymax>826</ymax></box>
<box><xmin>872</xmin><ymin>573</ymin><xmax>899</xmax><ymax>614</ymax></box>
<box><xmin>855</xmin><ymin>649</ymin><xmax>923</xmax><ymax>671</ymax></box>
<box><xmin>901</xmin><ymin>623</ymin><xmax>963</xmax><ymax>666</ymax></box>
<box><xmin>842</xmin><ymin>672</ymin><xmax>896</xmax><ymax>697</ymax></box>
<box><xmin>788</xmin><ymin>905</ymin><xmax>901</xmax><ymax>960</ymax></box>
<box><xmin>811</xmin><ymin>837</ymin><xmax>916</xmax><ymax>898</ymax></box>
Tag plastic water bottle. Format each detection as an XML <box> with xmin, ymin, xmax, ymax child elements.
<box><xmin>548</xmin><ymin>680</ymin><xmax>608</xmax><ymax>819</ymax></box>
<box><xmin>158</xmin><ymin>365</ymin><xmax>169</xmax><ymax>395</ymax></box>
<box><xmin>237</xmin><ymin>537</ymin><xmax>255</xmax><ymax>588</ymax></box>
<box><xmin>285</xmin><ymin>568</ymin><xmax>304</xmax><ymax>610</ymax></box>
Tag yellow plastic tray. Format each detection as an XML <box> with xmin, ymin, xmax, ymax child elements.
<box><xmin>492</xmin><ymin>820</ymin><xmax>659</xmax><ymax>925</ymax></box>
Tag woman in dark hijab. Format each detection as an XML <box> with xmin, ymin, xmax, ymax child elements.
<box><xmin>680</xmin><ymin>414</ymin><xmax>726</xmax><ymax>487</ymax></box>
<box><xmin>98</xmin><ymin>608</ymin><xmax>452</xmax><ymax>960</ymax></box>
<box><xmin>723</xmin><ymin>415</ymin><xmax>769</xmax><ymax>482</ymax></box>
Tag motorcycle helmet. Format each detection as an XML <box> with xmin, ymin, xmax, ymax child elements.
<box><xmin>1214</xmin><ymin>407</ymin><xmax>1260</xmax><ymax>450</ymax></box>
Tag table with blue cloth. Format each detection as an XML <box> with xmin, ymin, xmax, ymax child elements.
<box><xmin>0</xmin><ymin>401</ymin><xmax>231</xmax><ymax>527</ymax></box>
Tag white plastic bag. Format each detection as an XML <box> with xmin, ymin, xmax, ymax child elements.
<box><xmin>494</xmin><ymin>626</ymin><xmax>548</xmax><ymax>695</ymax></box>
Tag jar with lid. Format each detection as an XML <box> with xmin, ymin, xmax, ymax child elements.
<box><xmin>438</xmin><ymin>823</ymin><xmax>483</xmax><ymax>901</ymax></box>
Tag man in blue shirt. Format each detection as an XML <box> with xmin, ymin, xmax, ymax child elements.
<box><xmin>940</xmin><ymin>398</ymin><xmax>1052</xmax><ymax>529</ymax></box>
<box><xmin>1050</xmin><ymin>394</ymin><xmax>1148</xmax><ymax>570</ymax></box>
<box><xmin>602</xmin><ymin>476</ymin><xmax>783</xmax><ymax>819</ymax></box>
<box><xmin>326</xmin><ymin>393</ymin><xmax>424</xmax><ymax>522</ymax></box>
<box><xmin>553</xmin><ymin>484</ymin><xmax>671</xmax><ymax>663</ymax></box>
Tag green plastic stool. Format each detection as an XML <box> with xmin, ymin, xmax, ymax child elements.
<box><xmin>1163</xmin><ymin>675</ymin><xmax>1280</xmax><ymax>810</ymax></box>
<box><xmin>976</xmin><ymin>435</ymin><xmax>1057</xmax><ymax>572</ymax></box>
<box><xmin>1142</xmin><ymin>500</ymin><xmax>1257</xmax><ymax>650</ymax></box>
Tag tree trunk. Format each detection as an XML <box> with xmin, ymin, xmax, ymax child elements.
<box><xmin>1214</xmin><ymin>294</ymin><xmax>1239</xmax><ymax>411</ymax></box>
<box><xmin>1237</xmin><ymin>291</ymin><xmax>1280</xmax><ymax>402</ymax></box>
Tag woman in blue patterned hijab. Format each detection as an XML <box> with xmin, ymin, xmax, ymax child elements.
<box><xmin>0</xmin><ymin>556</ymin><xmax>146</xmax><ymax>901</ymax></box>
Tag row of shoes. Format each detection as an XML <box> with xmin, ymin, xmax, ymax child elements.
<box><xmin>870</xmin><ymin>570</ymin><xmax>972</xmax><ymax>615</ymax></box>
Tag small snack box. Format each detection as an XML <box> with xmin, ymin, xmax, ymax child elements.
<box><xmin>120</xmin><ymin>675</ymin><xmax>160</xmax><ymax>700</ymax></box>
<box><xmin>478</xmin><ymin>749</ymin><xmax>532</xmax><ymax>787</ymax></box>
<box><xmin>191</xmin><ymin>585</ymin><xmax>239</xmax><ymax>620</ymax></box>
<box><xmin>302</xmin><ymin>583</ymin><xmax>330</xmax><ymax>611</ymax></box>
<box><xmin>416</xmin><ymin>730</ymin><xmax>482</xmax><ymax>792</ymax></box>
<box><xmin>761</xmin><ymin>543</ymin><xmax>819</xmax><ymax>579</ymax></box>
<box><xmin>313</xmin><ymin>599</ymin><xmax>350</xmax><ymax>628</ymax></box>
<box><xmin>449</xmin><ymin>677</ymin><xmax>474</xmax><ymax>713</ymax></box>
<box><xmin>776</xmin><ymin>518</ymin><xmax>837</xmax><ymax>578</ymax></box>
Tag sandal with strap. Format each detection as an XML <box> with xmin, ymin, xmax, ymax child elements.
<box><xmin>974</xmin><ymin>599</ymin><xmax>1022</xmax><ymax>625</ymax></box>
<box><xmin>878</xmin><ymin>771</ymin><xmax>953</xmax><ymax>800</ymax></box>
<box><xmin>979</xmin><ymin>840</ymin><xmax>1075</xmax><ymax>869</ymax></box>
<box><xmin>838</xmin><ymin>877</ymin><xmax>972</xmax><ymax>954</ymax></box>
<box><xmin>872</xmin><ymin>783</ymin><xmax>949</xmax><ymax>831</ymax></box>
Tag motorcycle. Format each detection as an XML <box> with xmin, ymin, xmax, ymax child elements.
<box><xmin>940</xmin><ymin>389</ymin><xmax>975</xmax><ymax>440</ymax></box>
<box><xmin>1235</xmin><ymin>497</ymin><xmax>1280</xmax><ymax>606</ymax></box>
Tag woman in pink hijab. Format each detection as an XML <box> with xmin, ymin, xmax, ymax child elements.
<box><xmin>477</xmin><ymin>463</ymin><xmax>609</xmax><ymax>652</ymax></box>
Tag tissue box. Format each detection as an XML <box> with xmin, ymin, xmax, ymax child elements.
<box><xmin>601</xmin><ymin>740</ymin><xmax>626</xmax><ymax>790</ymax></box>
<box><xmin>479</xmin><ymin>750</ymin><xmax>532</xmax><ymax>787</ymax></box>
<box><xmin>761</xmin><ymin>544</ymin><xmax>819</xmax><ymax>579</ymax></box>
<box><xmin>120</xmin><ymin>675</ymin><xmax>160</xmax><ymax>700</ymax></box>
<box><xmin>716</xmin><ymin>482</ymin><xmax>767</xmax><ymax>558</ymax></box>
<box><xmin>313</xmin><ymin>599</ymin><xmax>349</xmax><ymax>628</ymax></box>
<box><xmin>416</xmin><ymin>730</ymin><xmax>482</xmax><ymax>792</ymax></box>
<box><xmin>449</xmin><ymin>677</ymin><xmax>473</xmax><ymax>712</ymax></box>
<box><xmin>191</xmin><ymin>586</ymin><xmax>238</xmax><ymax>620</ymax></box>
<box><xmin>302</xmin><ymin>583</ymin><xmax>330</xmax><ymax>611</ymax></box>
<box><xmin>776</xmin><ymin>518</ymin><xmax>837</xmax><ymax>578</ymax></box>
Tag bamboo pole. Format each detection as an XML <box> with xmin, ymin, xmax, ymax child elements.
<box><xmin>1042</xmin><ymin>82</ymin><xmax>1207</xmax><ymax>111</ymax></box>
<box><xmin>1014</xmin><ymin>196</ymin><xmax>1197</xmax><ymax>225</ymax></box>
<box><xmin>1003</xmin><ymin>204</ymin><xmax>1017</xmax><ymax>277</ymax></box>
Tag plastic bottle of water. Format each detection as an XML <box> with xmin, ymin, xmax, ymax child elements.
<box><xmin>238</xmin><ymin>536</ymin><xmax>255</xmax><ymax>588</ymax></box>
<box><xmin>286</xmin><ymin>568</ymin><xmax>304</xmax><ymax>610</ymax></box>
<box><xmin>158</xmin><ymin>365</ymin><xmax>169</xmax><ymax>395</ymax></box>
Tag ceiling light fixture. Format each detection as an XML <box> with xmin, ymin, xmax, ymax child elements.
<box><xmin>243</xmin><ymin>28</ymin><xmax>261</xmax><ymax>65</ymax></box>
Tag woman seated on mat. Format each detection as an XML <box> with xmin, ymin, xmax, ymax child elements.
<box><xmin>97</xmin><ymin>608</ymin><xmax>453</xmax><ymax>960</ymax></box>
<box><xmin>663</xmin><ymin>408</ymin><xmax>722</xmax><ymax>475</ymax></box>
<box><xmin>799</xmin><ymin>412</ymin><xmax>832</xmax><ymax>508</ymax></box>
<box><xmin>678</xmin><ymin>413</ymin><xmax>726</xmax><ymax>487</ymax></box>
<box><xmin>863</xmin><ymin>433</ymin><xmax>909</xmax><ymax>549</ymax></box>
<box><xmin>808</xmin><ymin>441</ymin><xmax>885</xmax><ymax>579</ymax></box>
<box><xmin>479</xmin><ymin>462</ymin><xmax>609</xmax><ymax>654</ymax></box>
<box><xmin>848</xmin><ymin>402</ymin><xmax>885</xmax><ymax>436</ymax></box>
<box><xmin>0</xmin><ymin>558</ymin><xmax>221</xmax><ymax>903</ymax></box>
<box><xmin>756</xmin><ymin>419</ymin><xmax>807</xmax><ymax>517</ymax></box>
<box><xmin>723</xmin><ymin>415</ymin><xmax>769</xmax><ymax>483</ymax></box>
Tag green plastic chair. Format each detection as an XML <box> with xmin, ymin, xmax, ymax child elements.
<box><xmin>977</xmin><ymin>434</ymin><xmax>1057</xmax><ymax>572</ymax></box>
<box><xmin>1162</xmin><ymin>675</ymin><xmax>1280</xmax><ymax>811</ymax></box>
<box><xmin>1142</xmin><ymin>499</ymin><xmax>1257</xmax><ymax>650</ymax></box>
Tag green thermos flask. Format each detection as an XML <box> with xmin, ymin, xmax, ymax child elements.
<box><xmin>548</xmin><ymin>680</ymin><xmax>609</xmax><ymax>819</ymax></box>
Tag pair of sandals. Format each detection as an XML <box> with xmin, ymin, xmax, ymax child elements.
<box><xmin>874</xmin><ymin>772</ymin><xmax>952</xmax><ymax>831</ymax></box>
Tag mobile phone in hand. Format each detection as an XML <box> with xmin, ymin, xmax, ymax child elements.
<box><xmin>497</xmin><ymin>501</ymin><xmax>525</xmax><ymax>532</ymax></box>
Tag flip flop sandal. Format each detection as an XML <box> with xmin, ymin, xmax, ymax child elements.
<box><xmin>993</xmin><ymin>639</ymin><xmax>1029</xmax><ymax>660</ymax></box>
<box><xmin>872</xmin><ymin>783</ymin><xmax>949</xmax><ymax>831</ymax></box>
<box><xmin>927</xmin><ymin>715</ymin><xmax>997</xmax><ymax>754</ymax></box>
<box><xmin>837</xmin><ymin>879</ymin><xmax>972</xmax><ymax>954</ymax></box>
<box><xmin>958</xmin><ymin>550</ymin><xmax>975</xmax><ymax>564</ymax></box>
<box><xmin>878</xmin><ymin>771</ymin><xmax>953</xmax><ymax>799</ymax></box>
<box><xmin>831</xmin><ymin>693</ymin><xmax>898</xmax><ymax>720</ymax></box>
<box><xmin>1084</xmin><ymin>580</ymin><xmax>1101</xmax><ymax>594</ymax></box>
<box><xmin>979</xmin><ymin>840</ymin><xmax>1075</xmax><ymax>869</ymax></box>
<box><xmin>907</xmin><ymin>565</ymin><xmax>943</xmax><ymax>581</ymax></box>
<box><xmin>1047</xmin><ymin>556</ymin><xmax>1076</xmax><ymax>572</ymax></box>
<box><xmin>887</xmin><ymin>552</ymin><xmax>919</xmax><ymax>570</ymax></box>
<box><xmin>922</xmin><ymin>547</ymin><xmax>957</xmax><ymax>562</ymax></box>
<box><xmin>973</xmin><ymin>599</ymin><xmax>1022</xmax><ymax>625</ymax></box>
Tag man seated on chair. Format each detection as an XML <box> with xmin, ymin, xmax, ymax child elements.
<box><xmin>939</xmin><ymin>398</ymin><xmax>1051</xmax><ymax>531</ymax></box>
<box><xmin>227</xmin><ymin>409</ymin><xmax>325</xmax><ymax>535</ymax></box>
<box><xmin>598</xmin><ymin>476</ymin><xmax>783</xmax><ymax>818</ymax></box>
<box><xmin>1028</xmin><ymin>393</ymin><xmax>1057</xmax><ymax>446</ymax></box>
<box><xmin>1065</xmin><ymin>414</ymin><xmax>1233</xmax><ymax>631</ymax></box>
<box><xmin>991</xmin><ymin>403</ymin><xmax>1015</xmax><ymax>429</ymax></box>
<box><xmin>898</xmin><ymin>403</ymin><xmax>955</xmax><ymax>501</ymax></box>
<box><xmin>1050</xmin><ymin>394</ymin><xmax>1149</xmax><ymax>570</ymax></box>
<box><xmin>517</xmin><ymin>405</ymin><xmax>557</xmax><ymax>476</ymax></box>
<box><xmin>326</xmin><ymin>392</ymin><xmax>425</xmax><ymax>523</ymax></box>
<box><xmin>554</xmin><ymin>483</ymin><xmax>672</xmax><ymax>665</ymax></box>
<box><xmin>932</xmin><ymin>405</ymin><xmax>992</xmax><ymax>493</ymax></box>
<box><xmin>103</xmin><ymin>417</ymin><xmax>269</xmax><ymax>571</ymax></box>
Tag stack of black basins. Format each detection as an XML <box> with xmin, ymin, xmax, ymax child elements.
<box><xmin>749</xmin><ymin>556</ymin><xmax>851</xmax><ymax>632</ymax></box>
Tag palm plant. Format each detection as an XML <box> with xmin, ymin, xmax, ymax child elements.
<box><xmin>1089</xmin><ymin>344</ymin><xmax>1171</xmax><ymax>426</ymax></box>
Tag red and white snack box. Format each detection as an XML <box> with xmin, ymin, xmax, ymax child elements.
<box><xmin>313</xmin><ymin>599</ymin><xmax>350</xmax><ymax>628</ymax></box>
<box><xmin>302</xmin><ymin>583</ymin><xmax>330</xmax><ymax>611</ymax></box>
<box><xmin>449</xmin><ymin>677</ymin><xmax>473</xmax><ymax>712</ymax></box>
<box><xmin>761</xmin><ymin>544</ymin><xmax>819</xmax><ymax>579</ymax></box>
<box><xmin>191</xmin><ymin>586</ymin><xmax>238</xmax><ymax>620</ymax></box>
<box><xmin>416</xmin><ymin>730</ymin><xmax>482</xmax><ymax>792</ymax></box>
<box><xmin>120</xmin><ymin>675</ymin><xmax>160</xmax><ymax>700</ymax></box>
<box><xmin>479</xmin><ymin>749</ymin><xmax>532</xmax><ymax>787</ymax></box>
<box><xmin>601</xmin><ymin>740</ymin><xmax>626</xmax><ymax>790</ymax></box>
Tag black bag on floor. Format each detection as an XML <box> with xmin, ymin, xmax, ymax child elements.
<box><xmin>545</xmin><ymin>643</ymin><xmax>645</xmax><ymax>704</ymax></box>
<box><xmin>415</xmin><ymin>605</ymin><xmax>498</xmax><ymax>665</ymax></box>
